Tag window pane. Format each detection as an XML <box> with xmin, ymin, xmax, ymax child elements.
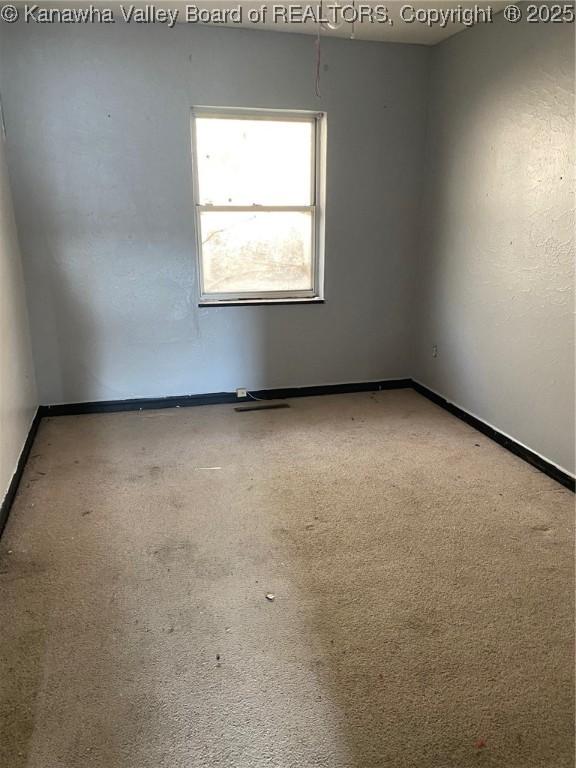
<box><xmin>200</xmin><ymin>211</ymin><xmax>313</xmax><ymax>294</ymax></box>
<box><xmin>195</xmin><ymin>117</ymin><xmax>314</xmax><ymax>206</ymax></box>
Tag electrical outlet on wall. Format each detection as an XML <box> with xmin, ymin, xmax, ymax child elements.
<box><xmin>432</xmin><ymin>345</ymin><xmax>438</xmax><ymax>358</ymax></box>
<box><xmin>236</xmin><ymin>388</ymin><xmax>248</xmax><ymax>398</ymax></box>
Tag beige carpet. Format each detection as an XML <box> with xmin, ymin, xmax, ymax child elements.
<box><xmin>0</xmin><ymin>390</ymin><xmax>573</xmax><ymax>767</ymax></box>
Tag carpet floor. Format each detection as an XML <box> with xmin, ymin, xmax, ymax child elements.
<box><xmin>0</xmin><ymin>390</ymin><xmax>573</xmax><ymax>767</ymax></box>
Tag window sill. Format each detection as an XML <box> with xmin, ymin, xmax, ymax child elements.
<box><xmin>199</xmin><ymin>298</ymin><xmax>325</xmax><ymax>308</ymax></box>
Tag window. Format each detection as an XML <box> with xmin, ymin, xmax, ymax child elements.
<box><xmin>191</xmin><ymin>108</ymin><xmax>325</xmax><ymax>305</ymax></box>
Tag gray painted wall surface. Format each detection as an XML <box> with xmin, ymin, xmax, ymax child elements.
<box><xmin>0</xmin><ymin>91</ymin><xmax>37</xmax><ymax>505</ymax></box>
<box><xmin>0</xmin><ymin>24</ymin><xmax>429</xmax><ymax>404</ymax></box>
<box><xmin>415</xmin><ymin>16</ymin><xmax>575</xmax><ymax>474</ymax></box>
<box><xmin>0</xmin><ymin>19</ymin><xmax>573</xmax><ymax>475</ymax></box>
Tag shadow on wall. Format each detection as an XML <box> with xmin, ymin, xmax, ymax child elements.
<box><xmin>413</xmin><ymin>18</ymin><xmax>575</xmax><ymax>473</ymax></box>
<box><xmin>1</xmin><ymin>19</ymin><xmax>427</xmax><ymax>405</ymax></box>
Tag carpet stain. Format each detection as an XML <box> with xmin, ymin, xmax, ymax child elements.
<box><xmin>0</xmin><ymin>391</ymin><xmax>573</xmax><ymax>768</ymax></box>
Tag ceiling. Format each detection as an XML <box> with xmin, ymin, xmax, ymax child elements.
<box><xmin>185</xmin><ymin>1</ymin><xmax>508</xmax><ymax>45</ymax></box>
<box><xmin>14</xmin><ymin>2</ymin><xmax>509</xmax><ymax>45</ymax></box>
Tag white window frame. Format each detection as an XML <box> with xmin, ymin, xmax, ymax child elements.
<box><xmin>190</xmin><ymin>106</ymin><xmax>326</xmax><ymax>305</ymax></box>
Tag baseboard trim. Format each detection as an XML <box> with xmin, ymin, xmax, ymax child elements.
<box><xmin>0</xmin><ymin>408</ymin><xmax>42</xmax><ymax>538</ymax></box>
<box><xmin>39</xmin><ymin>392</ymin><xmax>238</xmax><ymax>416</ymax></box>
<box><xmin>3</xmin><ymin>377</ymin><xmax>571</xmax><ymax>541</ymax></box>
<box><xmin>412</xmin><ymin>381</ymin><xmax>575</xmax><ymax>492</ymax></box>
<box><xmin>250</xmin><ymin>379</ymin><xmax>413</xmax><ymax>400</ymax></box>
<box><xmin>39</xmin><ymin>379</ymin><xmax>413</xmax><ymax>417</ymax></box>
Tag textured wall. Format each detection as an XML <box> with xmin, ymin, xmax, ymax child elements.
<box><xmin>0</xmin><ymin>94</ymin><xmax>37</xmax><ymax>505</ymax></box>
<box><xmin>0</xmin><ymin>18</ymin><xmax>572</xmax><ymax>475</ymax></box>
<box><xmin>0</xmin><ymin>23</ymin><xmax>429</xmax><ymax>404</ymax></box>
<box><xmin>415</xmin><ymin>15</ymin><xmax>575</xmax><ymax>473</ymax></box>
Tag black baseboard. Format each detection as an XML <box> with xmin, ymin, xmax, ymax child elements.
<box><xmin>0</xmin><ymin>408</ymin><xmax>42</xmax><ymax>538</ymax></box>
<box><xmin>39</xmin><ymin>379</ymin><xmax>413</xmax><ymax>417</ymax></box>
<box><xmin>412</xmin><ymin>381</ymin><xmax>575</xmax><ymax>492</ymax></box>
<box><xmin>41</xmin><ymin>378</ymin><xmax>574</xmax><ymax>491</ymax></box>
<box><xmin>2</xmin><ymin>377</ymin><xmax>572</xmax><ymax>542</ymax></box>
<box><xmin>39</xmin><ymin>391</ymin><xmax>239</xmax><ymax>416</ymax></box>
<box><xmin>250</xmin><ymin>379</ymin><xmax>412</xmax><ymax>400</ymax></box>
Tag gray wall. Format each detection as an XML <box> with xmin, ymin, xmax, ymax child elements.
<box><xmin>1</xmin><ymin>19</ymin><xmax>573</xmax><ymax>475</ymax></box>
<box><xmin>0</xmin><ymin>23</ymin><xmax>429</xmax><ymax>404</ymax></box>
<box><xmin>0</xmin><ymin>90</ymin><xmax>37</xmax><ymax>506</ymax></box>
<box><xmin>415</xmin><ymin>14</ymin><xmax>575</xmax><ymax>474</ymax></box>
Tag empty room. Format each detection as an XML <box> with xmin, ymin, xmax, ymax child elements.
<box><xmin>0</xmin><ymin>1</ymin><xmax>574</xmax><ymax>766</ymax></box>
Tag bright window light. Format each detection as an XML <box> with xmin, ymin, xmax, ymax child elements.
<box><xmin>191</xmin><ymin>109</ymin><xmax>325</xmax><ymax>304</ymax></box>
